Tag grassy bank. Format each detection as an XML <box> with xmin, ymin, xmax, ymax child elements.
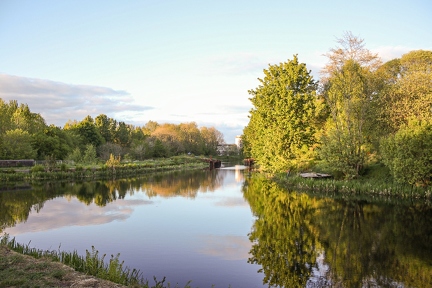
<box><xmin>272</xmin><ymin>165</ymin><xmax>432</xmax><ymax>201</ymax></box>
<box><xmin>0</xmin><ymin>155</ymin><xmax>209</xmax><ymax>184</ymax></box>
<box><xmin>0</xmin><ymin>234</ymin><xmax>192</xmax><ymax>288</ymax></box>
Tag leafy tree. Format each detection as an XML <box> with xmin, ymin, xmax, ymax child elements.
<box><xmin>0</xmin><ymin>129</ymin><xmax>37</xmax><ymax>159</ymax></box>
<box><xmin>64</xmin><ymin>115</ymin><xmax>104</xmax><ymax>148</ymax></box>
<box><xmin>0</xmin><ymin>99</ymin><xmax>14</xmax><ymax>135</ymax></box>
<box><xmin>11</xmin><ymin>103</ymin><xmax>46</xmax><ymax>134</ymax></box>
<box><xmin>380</xmin><ymin>119</ymin><xmax>432</xmax><ymax>186</ymax></box>
<box><xmin>82</xmin><ymin>144</ymin><xmax>98</xmax><ymax>165</ymax></box>
<box><xmin>151</xmin><ymin>124</ymin><xmax>183</xmax><ymax>156</ymax></box>
<box><xmin>199</xmin><ymin>126</ymin><xmax>224</xmax><ymax>156</ymax></box>
<box><xmin>32</xmin><ymin>125</ymin><xmax>73</xmax><ymax>160</ymax></box>
<box><xmin>113</xmin><ymin>121</ymin><xmax>131</xmax><ymax>147</ymax></box>
<box><xmin>319</xmin><ymin>33</ymin><xmax>381</xmax><ymax>178</ymax></box>
<box><xmin>179</xmin><ymin>122</ymin><xmax>203</xmax><ymax>154</ymax></box>
<box><xmin>95</xmin><ymin>114</ymin><xmax>114</xmax><ymax>143</ymax></box>
<box><xmin>319</xmin><ymin>60</ymin><xmax>376</xmax><ymax>178</ymax></box>
<box><xmin>377</xmin><ymin>50</ymin><xmax>432</xmax><ymax>132</ymax></box>
<box><xmin>67</xmin><ymin>147</ymin><xmax>82</xmax><ymax>164</ymax></box>
<box><xmin>143</xmin><ymin>120</ymin><xmax>159</xmax><ymax>136</ymax></box>
<box><xmin>243</xmin><ymin>55</ymin><xmax>318</xmax><ymax>172</ymax></box>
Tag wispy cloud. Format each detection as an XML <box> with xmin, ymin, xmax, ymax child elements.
<box><xmin>0</xmin><ymin>74</ymin><xmax>153</xmax><ymax>126</ymax></box>
<box><xmin>372</xmin><ymin>45</ymin><xmax>416</xmax><ymax>62</ymax></box>
<box><xmin>205</xmin><ymin>53</ymin><xmax>276</xmax><ymax>76</ymax></box>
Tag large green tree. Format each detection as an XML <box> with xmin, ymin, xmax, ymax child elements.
<box><xmin>243</xmin><ymin>55</ymin><xmax>318</xmax><ymax>172</ymax></box>
<box><xmin>319</xmin><ymin>60</ymin><xmax>376</xmax><ymax>178</ymax></box>
<box><xmin>64</xmin><ymin>116</ymin><xmax>104</xmax><ymax>149</ymax></box>
<box><xmin>319</xmin><ymin>33</ymin><xmax>381</xmax><ymax>178</ymax></box>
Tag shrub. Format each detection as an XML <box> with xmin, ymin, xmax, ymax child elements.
<box><xmin>380</xmin><ymin>119</ymin><xmax>432</xmax><ymax>186</ymax></box>
<box><xmin>31</xmin><ymin>165</ymin><xmax>45</xmax><ymax>173</ymax></box>
<box><xmin>60</xmin><ymin>163</ymin><xmax>68</xmax><ymax>172</ymax></box>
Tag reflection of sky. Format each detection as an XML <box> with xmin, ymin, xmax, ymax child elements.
<box><xmin>4</xmin><ymin>197</ymin><xmax>153</xmax><ymax>235</ymax></box>
<box><xmin>198</xmin><ymin>234</ymin><xmax>251</xmax><ymax>260</ymax></box>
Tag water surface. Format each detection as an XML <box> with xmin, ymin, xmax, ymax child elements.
<box><xmin>1</xmin><ymin>167</ymin><xmax>431</xmax><ymax>287</ymax></box>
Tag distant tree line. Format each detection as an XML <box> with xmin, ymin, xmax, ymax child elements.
<box><xmin>242</xmin><ymin>32</ymin><xmax>432</xmax><ymax>186</ymax></box>
<box><xmin>0</xmin><ymin>101</ymin><xmax>225</xmax><ymax>164</ymax></box>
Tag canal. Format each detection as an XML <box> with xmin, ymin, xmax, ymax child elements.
<box><xmin>1</xmin><ymin>165</ymin><xmax>431</xmax><ymax>287</ymax></box>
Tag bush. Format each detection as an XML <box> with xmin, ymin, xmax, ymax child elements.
<box><xmin>31</xmin><ymin>165</ymin><xmax>45</xmax><ymax>173</ymax></box>
<box><xmin>380</xmin><ymin>119</ymin><xmax>432</xmax><ymax>186</ymax></box>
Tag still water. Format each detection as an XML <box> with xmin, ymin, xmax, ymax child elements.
<box><xmin>1</xmin><ymin>166</ymin><xmax>432</xmax><ymax>287</ymax></box>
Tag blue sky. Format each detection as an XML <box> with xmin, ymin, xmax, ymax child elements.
<box><xmin>1</xmin><ymin>0</ymin><xmax>431</xmax><ymax>142</ymax></box>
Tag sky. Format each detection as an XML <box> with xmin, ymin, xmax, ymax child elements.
<box><xmin>1</xmin><ymin>0</ymin><xmax>431</xmax><ymax>143</ymax></box>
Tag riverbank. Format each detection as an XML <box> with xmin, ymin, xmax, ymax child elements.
<box><xmin>273</xmin><ymin>172</ymin><xmax>432</xmax><ymax>201</ymax></box>
<box><xmin>0</xmin><ymin>155</ymin><xmax>210</xmax><ymax>185</ymax></box>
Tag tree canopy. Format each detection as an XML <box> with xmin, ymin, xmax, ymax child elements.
<box><xmin>243</xmin><ymin>55</ymin><xmax>319</xmax><ymax>172</ymax></box>
<box><xmin>242</xmin><ymin>32</ymin><xmax>432</xmax><ymax>185</ymax></box>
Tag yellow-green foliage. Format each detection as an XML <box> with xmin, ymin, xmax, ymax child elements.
<box><xmin>380</xmin><ymin>119</ymin><xmax>432</xmax><ymax>186</ymax></box>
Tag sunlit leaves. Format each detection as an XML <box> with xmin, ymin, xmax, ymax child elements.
<box><xmin>243</xmin><ymin>55</ymin><xmax>318</xmax><ymax>172</ymax></box>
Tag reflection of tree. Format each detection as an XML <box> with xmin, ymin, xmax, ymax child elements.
<box><xmin>243</xmin><ymin>174</ymin><xmax>432</xmax><ymax>287</ymax></box>
<box><xmin>0</xmin><ymin>169</ymin><xmax>228</xmax><ymax>233</ymax></box>
<box><xmin>140</xmin><ymin>170</ymin><xmax>225</xmax><ymax>198</ymax></box>
<box><xmin>243</xmin><ymin>175</ymin><xmax>320</xmax><ymax>287</ymax></box>
<box><xmin>312</xmin><ymin>199</ymin><xmax>432</xmax><ymax>287</ymax></box>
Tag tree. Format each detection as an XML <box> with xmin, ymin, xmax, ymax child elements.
<box><xmin>321</xmin><ymin>31</ymin><xmax>381</xmax><ymax>80</ymax></box>
<box><xmin>377</xmin><ymin>50</ymin><xmax>432</xmax><ymax>132</ymax></box>
<box><xmin>243</xmin><ymin>55</ymin><xmax>319</xmax><ymax>172</ymax></box>
<box><xmin>95</xmin><ymin>114</ymin><xmax>114</xmax><ymax>143</ymax></box>
<box><xmin>0</xmin><ymin>129</ymin><xmax>37</xmax><ymax>159</ymax></box>
<box><xmin>82</xmin><ymin>144</ymin><xmax>98</xmax><ymax>165</ymax></box>
<box><xmin>179</xmin><ymin>122</ymin><xmax>203</xmax><ymax>154</ymax></box>
<box><xmin>32</xmin><ymin>125</ymin><xmax>74</xmax><ymax>160</ymax></box>
<box><xmin>64</xmin><ymin>115</ymin><xmax>104</xmax><ymax>148</ymax></box>
<box><xmin>319</xmin><ymin>33</ymin><xmax>381</xmax><ymax>178</ymax></box>
<box><xmin>319</xmin><ymin>60</ymin><xmax>375</xmax><ymax>178</ymax></box>
<box><xmin>143</xmin><ymin>120</ymin><xmax>159</xmax><ymax>136</ymax></box>
<box><xmin>200</xmin><ymin>126</ymin><xmax>224</xmax><ymax>156</ymax></box>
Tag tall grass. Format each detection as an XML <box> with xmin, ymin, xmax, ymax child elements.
<box><xmin>0</xmin><ymin>234</ymin><xmax>192</xmax><ymax>288</ymax></box>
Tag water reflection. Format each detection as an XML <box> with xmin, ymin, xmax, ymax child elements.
<box><xmin>0</xmin><ymin>169</ymin><xmax>230</xmax><ymax>234</ymax></box>
<box><xmin>243</xmin><ymin>174</ymin><xmax>432</xmax><ymax>287</ymax></box>
<box><xmin>2</xmin><ymin>168</ymin><xmax>432</xmax><ymax>287</ymax></box>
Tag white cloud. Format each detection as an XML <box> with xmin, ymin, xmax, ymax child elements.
<box><xmin>0</xmin><ymin>74</ymin><xmax>153</xmax><ymax>126</ymax></box>
<box><xmin>372</xmin><ymin>45</ymin><xmax>422</xmax><ymax>62</ymax></box>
